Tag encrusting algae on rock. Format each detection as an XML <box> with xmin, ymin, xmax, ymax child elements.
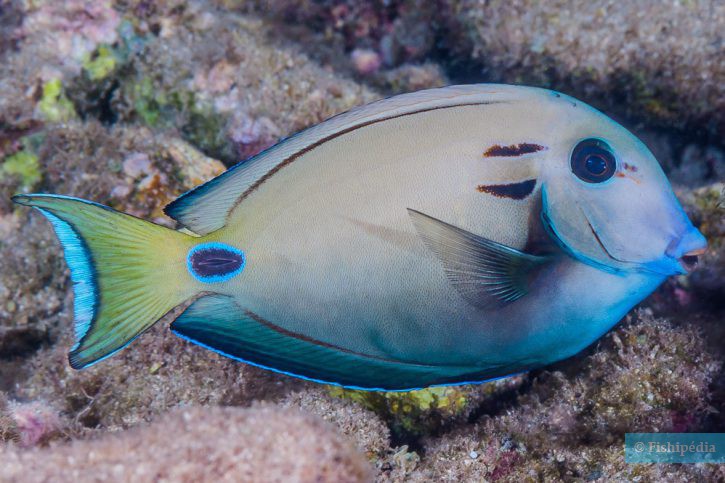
<box><xmin>328</xmin><ymin>384</ymin><xmax>485</xmax><ymax>438</ymax></box>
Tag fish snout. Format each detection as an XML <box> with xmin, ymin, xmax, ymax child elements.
<box><xmin>665</xmin><ymin>227</ymin><xmax>707</xmax><ymax>273</ymax></box>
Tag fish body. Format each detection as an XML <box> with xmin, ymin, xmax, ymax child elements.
<box><xmin>13</xmin><ymin>84</ymin><xmax>706</xmax><ymax>390</ymax></box>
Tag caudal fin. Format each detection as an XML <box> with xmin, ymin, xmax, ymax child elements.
<box><xmin>12</xmin><ymin>194</ymin><xmax>196</xmax><ymax>368</ymax></box>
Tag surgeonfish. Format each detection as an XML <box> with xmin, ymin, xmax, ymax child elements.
<box><xmin>13</xmin><ymin>84</ymin><xmax>707</xmax><ymax>391</ymax></box>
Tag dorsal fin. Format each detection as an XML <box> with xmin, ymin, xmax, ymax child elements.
<box><xmin>164</xmin><ymin>84</ymin><xmax>522</xmax><ymax>235</ymax></box>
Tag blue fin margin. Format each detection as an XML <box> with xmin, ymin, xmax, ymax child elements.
<box><xmin>34</xmin><ymin>208</ymin><xmax>97</xmax><ymax>350</ymax></box>
<box><xmin>171</xmin><ymin>294</ymin><xmax>522</xmax><ymax>391</ymax></box>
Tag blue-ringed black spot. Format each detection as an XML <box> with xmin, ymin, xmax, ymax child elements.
<box><xmin>187</xmin><ymin>242</ymin><xmax>245</xmax><ymax>283</ymax></box>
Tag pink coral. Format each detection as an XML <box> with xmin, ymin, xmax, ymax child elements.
<box><xmin>9</xmin><ymin>401</ymin><xmax>61</xmax><ymax>447</ymax></box>
<box><xmin>351</xmin><ymin>48</ymin><xmax>382</xmax><ymax>75</ymax></box>
<box><xmin>19</xmin><ymin>0</ymin><xmax>120</xmax><ymax>74</ymax></box>
<box><xmin>228</xmin><ymin>114</ymin><xmax>281</xmax><ymax>161</ymax></box>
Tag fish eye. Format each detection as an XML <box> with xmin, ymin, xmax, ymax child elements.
<box><xmin>570</xmin><ymin>139</ymin><xmax>616</xmax><ymax>183</ymax></box>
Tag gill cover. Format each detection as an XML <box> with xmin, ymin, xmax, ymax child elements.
<box><xmin>541</xmin><ymin>125</ymin><xmax>701</xmax><ymax>276</ymax></box>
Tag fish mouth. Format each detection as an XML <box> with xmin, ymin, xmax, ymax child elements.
<box><xmin>539</xmin><ymin>185</ymin><xmax>697</xmax><ymax>277</ymax></box>
<box><xmin>665</xmin><ymin>227</ymin><xmax>708</xmax><ymax>274</ymax></box>
<box><xmin>541</xmin><ymin>205</ymin><xmax>683</xmax><ymax>277</ymax></box>
<box><xmin>580</xmin><ymin>209</ymin><xmax>708</xmax><ymax>277</ymax></box>
<box><xmin>676</xmin><ymin>247</ymin><xmax>706</xmax><ymax>273</ymax></box>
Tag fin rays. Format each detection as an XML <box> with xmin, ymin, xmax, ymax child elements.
<box><xmin>408</xmin><ymin>209</ymin><xmax>551</xmax><ymax>309</ymax></box>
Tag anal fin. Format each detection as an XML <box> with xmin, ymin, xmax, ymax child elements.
<box><xmin>170</xmin><ymin>294</ymin><xmax>479</xmax><ymax>390</ymax></box>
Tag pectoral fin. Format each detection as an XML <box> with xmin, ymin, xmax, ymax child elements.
<box><xmin>408</xmin><ymin>209</ymin><xmax>551</xmax><ymax>308</ymax></box>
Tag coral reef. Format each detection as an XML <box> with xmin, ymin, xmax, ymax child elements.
<box><xmin>0</xmin><ymin>1</ymin><xmax>722</xmax><ymax>481</ymax></box>
<box><xmin>442</xmin><ymin>0</ymin><xmax>724</xmax><ymax>139</ymax></box>
<box><xmin>245</xmin><ymin>0</ymin><xmax>724</xmax><ymax>141</ymax></box>
<box><xmin>383</xmin><ymin>311</ymin><xmax>722</xmax><ymax>481</ymax></box>
<box><xmin>0</xmin><ymin>405</ymin><xmax>372</xmax><ymax>482</ymax></box>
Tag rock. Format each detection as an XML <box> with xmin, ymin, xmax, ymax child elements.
<box><xmin>443</xmin><ymin>0</ymin><xmax>724</xmax><ymax>138</ymax></box>
<box><xmin>327</xmin><ymin>379</ymin><xmax>521</xmax><ymax>441</ymax></box>
<box><xmin>5</xmin><ymin>401</ymin><xmax>62</xmax><ymax>448</ymax></box>
<box><xmin>0</xmin><ymin>405</ymin><xmax>372</xmax><ymax>482</ymax></box>
<box><xmin>111</xmin><ymin>6</ymin><xmax>377</xmax><ymax>164</ymax></box>
<box><xmin>280</xmin><ymin>388</ymin><xmax>392</xmax><ymax>459</ymax></box>
<box><xmin>18</xmin><ymin>0</ymin><xmax>120</xmax><ymax>77</ymax></box>
<box><xmin>121</xmin><ymin>152</ymin><xmax>153</xmax><ymax>179</ymax></box>
<box><xmin>679</xmin><ymin>182</ymin><xmax>725</xmax><ymax>300</ymax></box>
<box><xmin>0</xmin><ymin>326</ymin><xmax>48</xmax><ymax>359</ymax></box>
<box><xmin>669</xmin><ymin>145</ymin><xmax>725</xmax><ymax>187</ymax></box>
<box><xmin>372</xmin><ymin>63</ymin><xmax>449</xmax><ymax>94</ymax></box>
<box><xmin>231</xmin><ymin>0</ymin><xmax>724</xmax><ymax>141</ymax></box>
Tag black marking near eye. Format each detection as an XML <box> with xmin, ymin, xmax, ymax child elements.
<box><xmin>187</xmin><ymin>242</ymin><xmax>246</xmax><ymax>283</ymax></box>
<box><xmin>484</xmin><ymin>143</ymin><xmax>546</xmax><ymax>157</ymax></box>
<box><xmin>477</xmin><ymin>179</ymin><xmax>537</xmax><ymax>200</ymax></box>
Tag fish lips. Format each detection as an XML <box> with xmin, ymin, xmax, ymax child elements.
<box><xmin>583</xmin><ymin>208</ymin><xmax>707</xmax><ymax>277</ymax></box>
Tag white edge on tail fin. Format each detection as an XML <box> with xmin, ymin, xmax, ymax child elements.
<box><xmin>35</xmin><ymin>208</ymin><xmax>97</xmax><ymax>350</ymax></box>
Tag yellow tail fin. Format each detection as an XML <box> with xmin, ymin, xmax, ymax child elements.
<box><xmin>13</xmin><ymin>194</ymin><xmax>197</xmax><ymax>368</ymax></box>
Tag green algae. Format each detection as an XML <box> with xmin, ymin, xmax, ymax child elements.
<box><xmin>1</xmin><ymin>150</ymin><xmax>41</xmax><ymax>191</ymax></box>
<box><xmin>131</xmin><ymin>77</ymin><xmax>164</xmax><ymax>126</ymax></box>
<box><xmin>38</xmin><ymin>79</ymin><xmax>76</xmax><ymax>123</ymax></box>
<box><xmin>127</xmin><ymin>77</ymin><xmax>232</xmax><ymax>161</ymax></box>
<box><xmin>328</xmin><ymin>385</ymin><xmax>471</xmax><ymax>436</ymax></box>
<box><xmin>181</xmin><ymin>104</ymin><xmax>232</xmax><ymax>162</ymax></box>
<box><xmin>82</xmin><ymin>46</ymin><xmax>118</xmax><ymax>81</ymax></box>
